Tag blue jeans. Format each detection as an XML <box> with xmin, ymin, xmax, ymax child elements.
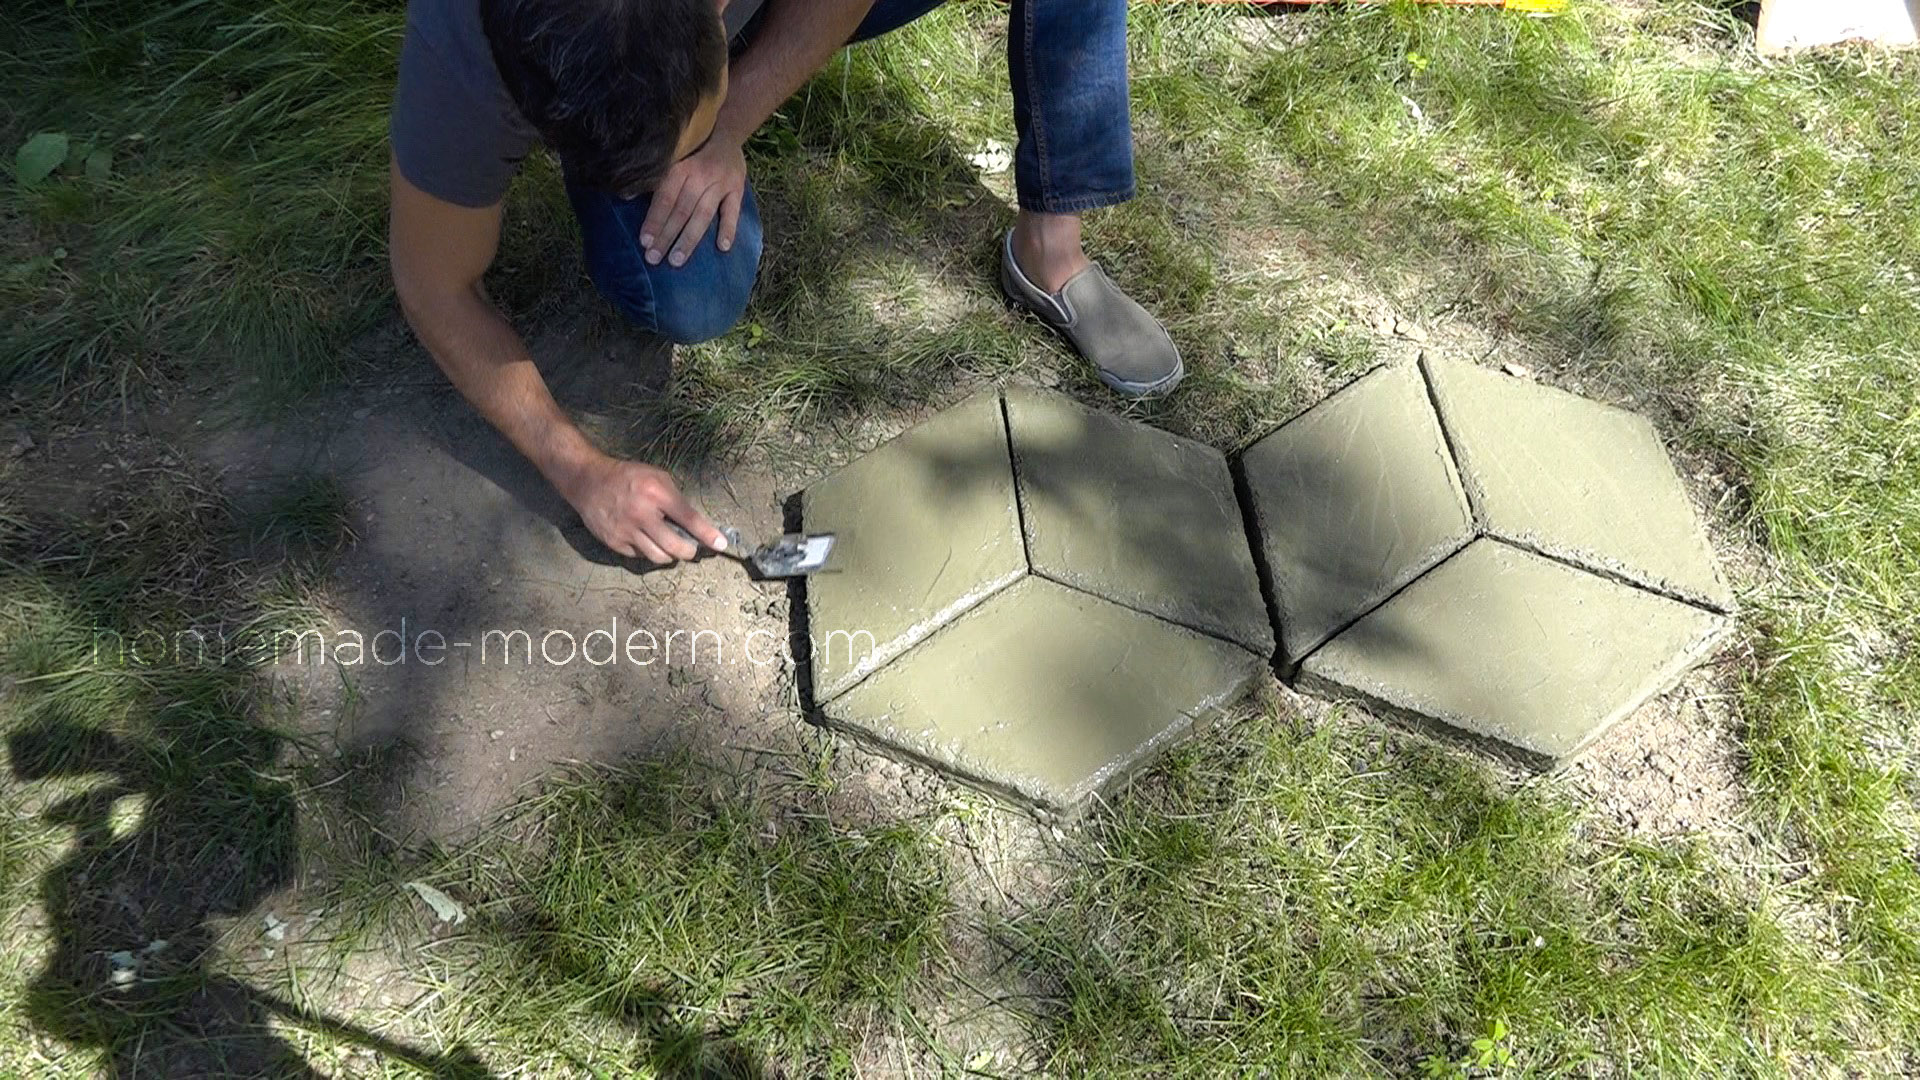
<box><xmin>568</xmin><ymin>0</ymin><xmax>1135</xmax><ymax>344</ymax></box>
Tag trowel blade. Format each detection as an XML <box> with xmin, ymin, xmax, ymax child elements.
<box><xmin>749</xmin><ymin>532</ymin><xmax>837</xmax><ymax>578</ymax></box>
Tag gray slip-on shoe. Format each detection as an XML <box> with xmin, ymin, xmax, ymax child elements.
<box><xmin>999</xmin><ymin>229</ymin><xmax>1184</xmax><ymax>399</ymax></box>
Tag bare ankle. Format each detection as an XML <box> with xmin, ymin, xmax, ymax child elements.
<box><xmin>1011</xmin><ymin>210</ymin><xmax>1092</xmax><ymax>293</ymax></box>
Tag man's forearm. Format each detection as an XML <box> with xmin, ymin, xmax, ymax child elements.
<box><xmin>397</xmin><ymin>284</ymin><xmax>603</xmax><ymax>501</ymax></box>
<box><xmin>714</xmin><ymin>0</ymin><xmax>876</xmax><ymax>145</ymax></box>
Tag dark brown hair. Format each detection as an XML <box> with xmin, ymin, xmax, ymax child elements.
<box><xmin>481</xmin><ymin>0</ymin><xmax>726</xmax><ymax>195</ymax></box>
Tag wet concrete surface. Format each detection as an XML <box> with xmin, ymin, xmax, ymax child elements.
<box><xmin>1237</xmin><ymin>364</ymin><xmax>1473</xmax><ymax>666</ymax></box>
<box><xmin>1005</xmin><ymin>388</ymin><xmax>1272</xmax><ymax>657</ymax></box>
<box><xmin>821</xmin><ymin>575</ymin><xmax>1263</xmax><ymax>811</ymax></box>
<box><xmin>1297</xmin><ymin>538</ymin><xmax>1728</xmax><ymax>766</ymax></box>
<box><xmin>1421</xmin><ymin>355</ymin><xmax>1734</xmax><ymax>611</ymax></box>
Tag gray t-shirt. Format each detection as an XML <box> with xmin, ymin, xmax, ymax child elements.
<box><xmin>390</xmin><ymin>0</ymin><xmax>763</xmax><ymax>208</ymax></box>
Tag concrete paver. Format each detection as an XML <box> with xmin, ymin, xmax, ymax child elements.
<box><xmin>1297</xmin><ymin>538</ymin><xmax>1727</xmax><ymax>766</ymax></box>
<box><xmin>806</xmin><ymin>364</ymin><xmax>1733</xmax><ymax>793</ymax></box>
<box><xmin>1422</xmin><ymin>356</ymin><xmax>1733</xmax><ymax>611</ymax></box>
<box><xmin>1005</xmin><ymin>388</ymin><xmax>1272</xmax><ymax>655</ymax></box>
<box><xmin>801</xmin><ymin>392</ymin><xmax>1026</xmax><ymax>702</ymax></box>
<box><xmin>1238</xmin><ymin>364</ymin><xmax>1473</xmax><ymax>665</ymax></box>
<box><xmin>822</xmin><ymin>575</ymin><xmax>1264</xmax><ymax>810</ymax></box>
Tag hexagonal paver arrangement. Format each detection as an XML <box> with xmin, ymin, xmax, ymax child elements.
<box><xmin>800</xmin><ymin>388</ymin><xmax>1272</xmax><ymax>810</ymax></box>
<box><xmin>1240</xmin><ymin>357</ymin><xmax>1731</xmax><ymax>767</ymax></box>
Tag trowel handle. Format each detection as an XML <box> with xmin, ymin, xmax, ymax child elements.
<box><xmin>666</xmin><ymin>522</ymin><xmax>748</xmax><ymax>558</ymax></box>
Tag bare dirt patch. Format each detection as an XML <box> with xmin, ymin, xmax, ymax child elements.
<box><xmin>1561</xmin><ymin>662</ymin><xmax>1751</xmax><ymax>839</ymax></box>
<box><xmin>188</xmin><ymin>313</ymin><xmax>822</xmax><ymax>839</ymax></box>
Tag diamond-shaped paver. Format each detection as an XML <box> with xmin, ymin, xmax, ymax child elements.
<box><xmin>1422</xmin><ymin>356</ymin><xmax>1734</xmax><ymax>611</ymax></box>
<box><xmin>1296</xmin><ymin>539</ymin><xmax>1725</xmax><ymax>766</ymax></box>
<box><xmin>1241</xmin><ymin>360</ymin><xmax>1732</xmax><ymax>766</ymax></box>
<box><xmin>1005</xmin><ymin>388</ymin><xmax>1273</xmax><ymax>656</ymax></box>
<box><xmin>801</xmin><ymin>388</ymin><xmax>1269</xmax><ymax>811</ymax></box>
<box><xmin>828</xmin><ymin>575</ymin><xmax>1262</xmax><ymax>807</ymax></box>
<box><xmin>1236</xmin><ymin>363</ymin><xmax>1472</xmax><ymax>666</ymax></box>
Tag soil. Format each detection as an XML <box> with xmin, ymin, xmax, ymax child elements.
<box><xmin>1561</xmin><ymin>661</ymin><xmax>1751</xmax><ymax>840</ymax></box>
<box><xmin>174</xmin><ymin>311</ymin><xmax>844</xmax><ymax>839</ymax></box>
<box><xmin>3</xmin><ymin>295</ymin><xmax>1772</xmax><ymax>1074</ymax></box>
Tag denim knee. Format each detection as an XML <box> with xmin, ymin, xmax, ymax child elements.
<box><xmin>569</xmin><ymin>181</ymin><xmax>764</xmax><ymax>344</ymax></box>
<box><xmin>648</xmin><ymin>215</ymin><xmax>762</xmax><ymax>344</ymax></box>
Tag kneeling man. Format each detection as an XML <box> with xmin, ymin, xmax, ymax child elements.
<box><xmin>389</xmin><ymin>0</ymin><xmax>1181</xmax><ymax>565</ymax></box>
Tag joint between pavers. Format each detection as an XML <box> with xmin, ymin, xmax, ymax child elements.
<box><xmin>1482</xmin><ymin>533</ymin><xmax>1734</xmax><ymax>617</ymax></box>
<box><xmin>1416</xmin><ymin>353</ymin><xmax>1486</xmax><ymax>531</ymax></box>
<box><xmin>1227</xmin><ymin>452</ymin><xmax>1286</xmax><ymax>669</ymax></box>
<box><xmin>1025</xmin><ymin>566</ymin><xmax>1266</xmax><ymax>663</ymax></box>
<box><xmin>998</xmin><ymin>391</ymin><xmax>1036</xmax><ymax>575</ymax></box>
<box><xmin>811</xmin><ymin>564</ymin><xmax>1029</xmax><ymax>705</ymax></box>
<box><xmin>1286</xmin><ymin>532</ymin><xmax>1479</xmax><ymax>679</ymax></box>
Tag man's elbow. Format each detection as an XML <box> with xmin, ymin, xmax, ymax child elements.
<box><xmin>389</xmin><ymin>254</ymin><xmax>474</xmax><ymax>342</ymax></box>
<box><xmin>389</xmin><ymin>248</ymin><xmax>435</xmax><ymax>322</ymax></box>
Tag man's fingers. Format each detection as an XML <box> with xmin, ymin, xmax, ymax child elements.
<box><xmin>652</xmin><ymin>182</ymin><xmax>710</xmax><ymax>267</ymax></box>
<box><xmin>657</xmin><ymin>490</ymin><xmax>726</xmax><ymax>551</ymax></box>
<box><xmin>668</xmin><ymin>188</ymin><xmax>726</xmax><ymax>267</ymax></box>
<box><xmin>651</xmin><ymin>184</ymin><xmax>702</xmax><ymax>265</ymax></box>
<box><xmin>642</xmin><ymin>516</ymin><xmax>702</xmax><ymax>562</ymax></box>
<box><xmin>716</xmin><ymin>188</ymin><xmax>742</xmax><ymax>254</ymax></box>
<box><xmin>629</xmin><ymin>530</ymin><xmax>674</xmax><ymax>566</ymax></box>
<box><xmin>639</xmin><ymin>168</ymin><xmax>688</xmax><ymax>259</ymax></box>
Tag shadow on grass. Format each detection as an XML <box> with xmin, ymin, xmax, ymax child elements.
<box><xmin>2</xmin><ymin>692</ymin><xmax>497</xmax><ymax>1077</ymax></box>
<box><xmin>8</xmin><ymin>717</ymin><xmax>492</xmax><ymax>1077</ymax></box>
<box><xmin>0</xmin><ymin>468</ymin><xmax>496</xmax><ymax>1077</ymax></box>
<box><xmin>0</xmin><ymin>455</ymin><xmax>949</xmax><ymax>1074</ymax></box>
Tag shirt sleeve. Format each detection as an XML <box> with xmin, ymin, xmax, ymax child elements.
<box><xmin>389</xmin><ymin>6</ymin><xmax>536</xmax><ymax>208</ymax></box>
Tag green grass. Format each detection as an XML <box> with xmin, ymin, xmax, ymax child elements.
<box><xmin>400</xmin><ymin>761</ymin><xmax>953</xmax><ymax>1075</ymax></box>
<box><xmin>1008</xmin><ymin>711</ymin><xmax>1851</xmax><ymax>1074</ymax></box>
<box><xmin>0</xmin><ymin>0</ymin><xmax>576</xmax><ymax>402</ymax></box>
<box><xmin>4</xmin><ymin>0</ymin><xmax>1919</xmax><ymax>1074</ymax></box>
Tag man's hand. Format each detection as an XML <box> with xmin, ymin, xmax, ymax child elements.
<box><xmin>561</xmin><ymin>454</ymin><xmax>728</xmax><ymax>564</ymax></box>
<box><xmin>640</xmin><ymin>135</ymin><xmax>748</xmax><ymax>268</ymax></box>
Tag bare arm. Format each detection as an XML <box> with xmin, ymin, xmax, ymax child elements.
<box><xmin>389</xmin><ymin>158</ymin><xmax>723</xmax><ymax>563</ymax></box>
<box><xmin>642</xmin><ymin>0</ymin><xmax>876</xmax><ymax>265</ymax></box>
<box><xmin>716</xmin><ymin>0</ymin><xmax>876</xmax><ymax>147</ymax></box>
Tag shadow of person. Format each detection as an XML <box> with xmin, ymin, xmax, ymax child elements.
<box><xmin>8</xmin><ymin>720</ymin><xmax>490</xmax><ymax>1079</ymax></box>
<box><xmin>9</xmin><ymin>717</ymin><xmax>319</xmax><ymax>1077</ymax></box>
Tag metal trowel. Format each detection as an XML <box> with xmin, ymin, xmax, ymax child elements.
<box><xmin>671</xmin><ymin>523</ymin><xmax>837</xmax><ymax>578</ymax></box>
